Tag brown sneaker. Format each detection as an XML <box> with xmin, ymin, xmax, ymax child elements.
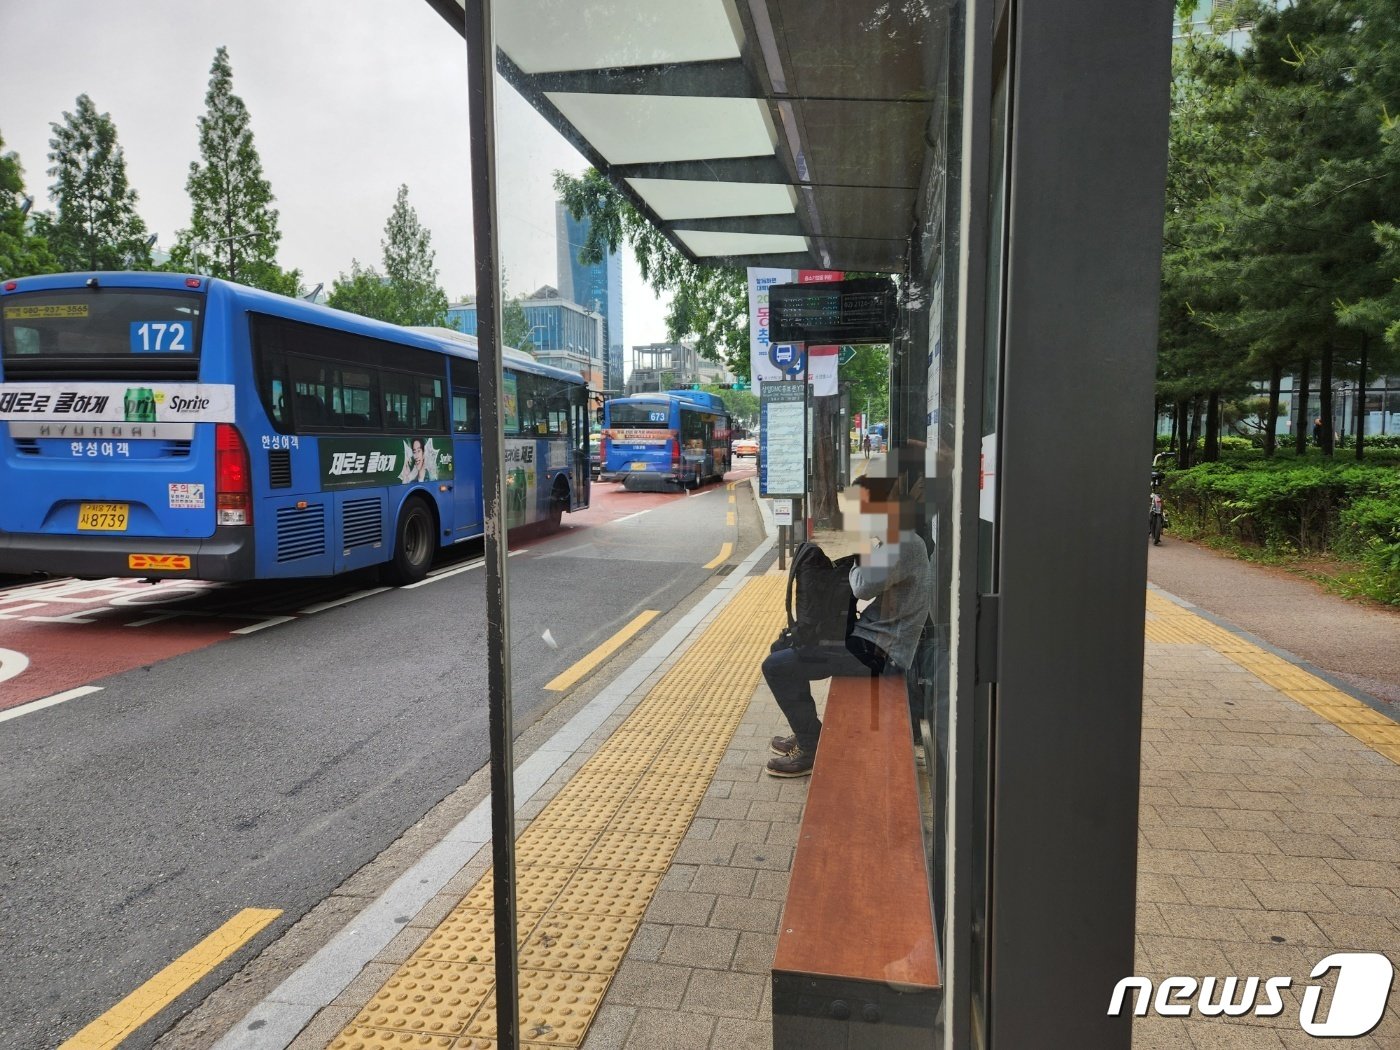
<box><xmin>765</xmin><ymin>746</ymin><xmax>815</xmax><ymax>778</ymax></box>
<box><xmin>769</xmin><ymin>734</ymin><xmax>797</xmax><ymax>756</ymax></box>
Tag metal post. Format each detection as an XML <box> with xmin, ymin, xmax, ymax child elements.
<box><xmin>464</xmin><ymin>1</ymin><xmax>519</xmax><ymax>1046</ymax></box>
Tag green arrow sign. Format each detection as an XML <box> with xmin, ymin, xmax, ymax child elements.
<box><xmin>838</xmin><ymin>346</ymin><xmax>857</xmax><ymax>365</ymax></box>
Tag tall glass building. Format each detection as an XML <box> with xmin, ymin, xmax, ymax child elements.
<box><xmin>556</xmin><ymin>202</ymin><xmax>624</xmax><ymax>396</ymax></box>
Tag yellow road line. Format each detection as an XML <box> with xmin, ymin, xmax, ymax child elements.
<box><xmin>704</xmin><ymin>542</ymin><xmax>733</xmax><ymax>570</ymax></box>
<box><xmin>61</xmin><ymin>908</ymin><xmax>281</xmax><ymax>1050</ymax></box>
<box><xmin>545</xmin><ymin>611</ymin><xmax>660</xmax><ymax>692</ymax></box>
<box><xmin>726</xmin><ymin>511</ymin><xmax>736</xmax><ymax>527</ymax></box>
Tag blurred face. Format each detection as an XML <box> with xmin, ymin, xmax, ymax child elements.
<box><xmin>857</xmin><ymin>482</ymin><xmax>902</xmax><ymax>542</ymax></box>
<box><xmin>412</xmin><ymin>440</ymin><xmax>424</xmax><ymax>465</ymax></box>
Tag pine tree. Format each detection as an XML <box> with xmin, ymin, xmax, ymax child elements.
<box><xmin>1157</xmin><ymin>27</ymin><xmax>1255</xmax><ymax>464</ymax></box>
<box><xmin>328</xmin><ymin>185</ymin><xmax>448</xmax><ymax>326</ymax></box>
<box><xmin>175</xmin><ymin>47</ymin><xmax>297</xmax><ymax>294</ymax></box>
<box><xmin>0</xmin><ymin>131</ymin><xmax>57</xmax><ymax>279</ymax></box>
<box><xmin>1228</xmin><ymin>0</ymin><xmax>1397</xmax><ymax>457</ymax></box>
<box><xmin>382</xmin><ymin>185</ymin><xmax>448</xmax><ymax>326</ymax></box>
<box><xmin>37</xmin><ymin>95</ymin><xmax>151</xmax><ymax>271</ymax></box>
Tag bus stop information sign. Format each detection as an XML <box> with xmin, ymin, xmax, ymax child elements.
<box><xmin>768</xmin><ymin>277</ymin><xmax>897</xmax><ymax>345</ymax></box>
<box><xmin>761</xmin><ymin>381</ymin><xmax>806</xmax><ymax>498</ymax></box>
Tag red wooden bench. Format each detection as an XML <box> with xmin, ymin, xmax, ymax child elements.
<box><xmin>772</xmin><ymin>673</ymin><xmax>941</xmax><ymax>1049</ymax></box>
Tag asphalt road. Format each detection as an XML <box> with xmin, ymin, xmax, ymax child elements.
<box><xmin>1147</xmin><ymin>536</ymin><xmax>1400</xmax><ymax>709</ymax></box>
<box><xmin>0</xmin><ymin>474</ymin><xmax>757</xmax><ymax>1050</ymax></box>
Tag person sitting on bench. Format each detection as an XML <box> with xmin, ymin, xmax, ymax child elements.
<box><xmin>762</xmin><ymin>471</ymin><xmax>931</xmax><ymax>777</ymax></box>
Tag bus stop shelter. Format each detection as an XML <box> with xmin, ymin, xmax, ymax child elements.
<box><xmin>427</xmin><ymin>0</ymin><xmax>1173</xmax><ymax>1046</ymax></box>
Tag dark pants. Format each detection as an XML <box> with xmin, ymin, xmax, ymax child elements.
<box><xmin>761</xmin><ymin>637</ymin><xmax>900</xmax><ymax>752</ymax></box>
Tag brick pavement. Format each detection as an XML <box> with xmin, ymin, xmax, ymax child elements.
<box><xmin>1135</xmin><ymin>592</ymin><xmax>1400</xmax><ymax>1049</ymax></box>
<box><xmin>302</xmin><ymin>577</ymin><xmax>1399</xmax><ymax>1049</ymax></box>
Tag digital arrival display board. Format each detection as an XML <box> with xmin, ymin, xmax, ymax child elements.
<box><xmin>768</xmin><ymin>277</ymin><xmax>897</xmax><ymax>345</ymax></box>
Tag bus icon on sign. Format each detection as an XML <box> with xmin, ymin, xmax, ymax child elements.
<box><xmin>769</xmin><ymin>343</ymin><xmax>805</xmax><ymax>376</ymax></box>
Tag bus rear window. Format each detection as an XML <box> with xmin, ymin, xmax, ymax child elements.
<box><xmin>610</xmin><ymin>403</ymin><xmax>670</xmax><ymax>427</ymax></box>
<box><xmin>1</xmin><ymin>289</ymin><xmax>203</xmax><ymax>378</ymax></box>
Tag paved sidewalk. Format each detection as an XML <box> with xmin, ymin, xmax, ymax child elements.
<box><xmin>292</xmin><ymin>561</ymin><xmax>1399</xmax><ymax>1050</ymax></box>
<box><xmin>1135</xmin><ymin>590</ymin><xmax>1400</xmax><ymax>1049</ymax></box>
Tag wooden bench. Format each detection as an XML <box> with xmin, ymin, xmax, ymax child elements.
<box><xmin>772</xmin><ymin>673</ymin><xmax>941</xmax><ymax>1050</ymax></box>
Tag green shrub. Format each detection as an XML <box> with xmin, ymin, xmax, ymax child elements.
<box><xmin>1164</xmin><ymin>461</ymin><xmax>1398</xmax><ymax>555</ymax></box>
<box><xmin>1358</xmin><ymin>434</ymin><xmax>1400</xmax><ymax>450</ymax></box>
<box><xmin>1334</xmin><ymin>488</ymin><xmax>1400</xmax><ymax>604</ymax></box>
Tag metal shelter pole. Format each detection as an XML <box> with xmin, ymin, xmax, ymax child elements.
<box><xmin>464</xmin><ymin>1</ymin><xmax>519</xmax><ymax>1045</ymax></box>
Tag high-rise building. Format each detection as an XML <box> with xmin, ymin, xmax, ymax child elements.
<box><xmin>556</xmin><ymin>202</ymin><xmax>624</xmax><ymax>396</ymax></box>
<box><xmin>445</xmin><ymin>287</ymin><xmax>606</xmax><ymax>396</ymax></box>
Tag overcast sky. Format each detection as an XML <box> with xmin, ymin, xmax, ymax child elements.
<box><xmin>0</xmin><ymin>0</ymin><xmax>670</xmax><ymax>355</ymax></box>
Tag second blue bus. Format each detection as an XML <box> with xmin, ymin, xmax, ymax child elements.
<box><xmin>601</xmin><ymin>390</ymin><xmax>730</xmax><ymax>491</ymax></box>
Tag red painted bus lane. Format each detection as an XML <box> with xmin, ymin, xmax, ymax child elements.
<box><xmin>0</xmin><ymin>578</ymin><xmax>279</xmax><ymax>711</ymax></box>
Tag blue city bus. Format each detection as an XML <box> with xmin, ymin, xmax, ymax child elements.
<box><xmin>0</xmin><ymin>272</ymin><xmax>590</xmax><ymax>584</ymax></box>
<box><xmin>601</xmin><ymin>390</ymin><xmax>730</xmax><ymax>491</ymax></box>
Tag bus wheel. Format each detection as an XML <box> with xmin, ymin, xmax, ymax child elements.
<box><xmin>384</xmin><ymin>497</ymin><xmax>437</xmax><ymax>585</ymax></box>
<box><xmin>547</xmin><ymin>480</ymin><xmax>569</xmax><ymax>532</ymax></box>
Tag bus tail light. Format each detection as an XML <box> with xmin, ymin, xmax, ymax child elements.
<box><xmin>600</xmin><ymin>433</ymin><xmax>608</xmax><ymax>462</ymax></box>
<box><xmin>215</xmin><ymin>423</ymin><xmax>253</xmax><ymax>526</ymax></box>
<box><xmin>670</xmin><ymin>438</ymin><xmax>681</xmax><ymax>472</ymax></box>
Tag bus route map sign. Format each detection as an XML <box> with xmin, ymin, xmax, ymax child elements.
<box><xmin>768</xmin><ymin>277</ymin><xmax>897</xmax><ymax>345</ymax></box>
<box><xmin>760</xmin><ymin>381</ymin><xmax>806</xmax><ymax>499</ymax></box>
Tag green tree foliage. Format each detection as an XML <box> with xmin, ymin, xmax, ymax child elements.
<box><xmin>326</xmin><ymin>258</ymin><xmax>394</xmax><ymax>319</ymax></box>
<box><xmin>841</xmin><ymin>343</ymin><xmax>891</xmax><ymax>429</ymax></box>
<box><xmin>35</xmin><ymin>95</ymin><xmax>152</xmax><ymax>272</ymax></box>
<box><xmin>554</xmin><ymin>169</ymin><xmax>750</xmax><ymax>376</ymax></box>
<box><xmin>0</xmin><ymin>131</ymin><xmax>56</xmax><ymax>278</ymax></box>
<box><xmin>381</xmin><ymin>184</ymin><xmax>449</xmax><ymax>326</ymax></box>
<box><xmin>1160</xmin><ymin>0</ymin><xmax>1400</xmax><ymax>462</ymax></box>
<box><xmin>700</xmin><ymin>385</ymin><xmax>758</xmax><ymax>429</ymax></box>
<box><xmin>328</xmin><ymin>185</ymin><xmax>448</xmax><ymax>327</ymax></box>
<box><xmin>1333</xmin><ymin>0</ymin><xmax>1400</xmax><ymax>352</ymax></box>
<box><xmin>173</xmin><ymin>47</ymin><xmax>298</xmax><ymax>294</ymax></box>
<box><xmin>502</xmin><ymin>295</ymin><xmax>534</xmax><ymax>354</ymax></box>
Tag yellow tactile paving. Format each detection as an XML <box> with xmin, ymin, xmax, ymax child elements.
<box><xmin>330</xmin><ymin>1027</ymin><xmax>457</xmax><ymax>1049</ymax></box>
<box><xmin>1145</xmin><ymin>589</ymin><xmax>1400</xmax><ymax>763</ymax></box>
<box><xmin>460</xmin><ymin>972</ymin><xmax>613</xmax><ymax>1045</ymax></box>
<box><xmin>332</xmin><ymin>574</ymin><xmax>786</xmax><ymax>1046</ymax></box>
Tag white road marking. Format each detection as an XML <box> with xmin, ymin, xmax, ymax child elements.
<box><xmin>402</xmin><ymin>559</ymin><xmax>484</xmax><ymax>589</ymax></box>
<box><xmin>297</xmin><ymin>587</ymin><xmax>390</xmax><ymax>615</ymax></box>
<box><xmin>232</xmin><ymin>616</ymin><xmax>296</xmax><ymax>635</ymax></box>
<box><xmin>613</xmin><ymin>509</ymin><xmax>653</xmax><ymax>524</ymax></box>
<box><xmin>402</xmin><ymin>550</ymin><xmax>522</xmax><ymax>589</ymax></box>
<box><xmin>125</xmin><ymin>613</ymin><xmax>183</xmax><ymax>628</ymax></box>
<box><xmin>0</xmin><ymin>647</ymin><xmax>30</xmax><ymax>684</ymax></box>
<box><xmin>0</xmin><ymin>685</ymin><xmax>102</xmax><ymax>724</ymax></box>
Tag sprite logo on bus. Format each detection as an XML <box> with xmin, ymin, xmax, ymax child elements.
<box><xmin>123</xmin><ymin>387</ymin><xmax>158</xmax><ymax>423</ymax></box>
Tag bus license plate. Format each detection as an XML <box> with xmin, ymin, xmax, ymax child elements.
<box><xmin>77</xmin><ymin>503</ymin><xmax>129</xmax><ymax>531</ymax></box>
<box><xmin>630</xmin><ymin>461</ymin><xmax>649</xmax><ymax>471</ymax></box>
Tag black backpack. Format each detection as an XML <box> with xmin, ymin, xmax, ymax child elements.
<box><xmin>775</xmin><ymin>542</ymin><xmax>857</xmax><ymax>651</ymax></box>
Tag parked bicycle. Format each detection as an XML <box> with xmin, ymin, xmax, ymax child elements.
<box><xmin>1149</xmin><ymin>452</ymin><xmax>1169</xmax><ymax>546</ymax></box>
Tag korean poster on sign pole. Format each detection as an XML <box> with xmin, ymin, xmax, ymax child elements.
<box><xmin>747</xmin><ymin>267</ymin><xmax>795</xmax><ymax>397</ymax></box>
